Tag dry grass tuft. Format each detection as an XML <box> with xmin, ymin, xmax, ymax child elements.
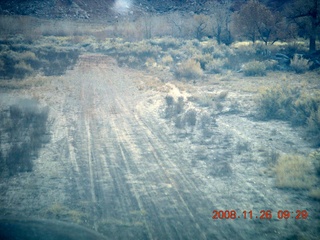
<box><xmin>274</xmin><ymin>154</ymin><xmax>315</xmax><ymax>189</ymax></box>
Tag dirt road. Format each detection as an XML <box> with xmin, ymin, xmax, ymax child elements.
<box><xmin>0</xmin><ymin>54</ymin><xmax>319</xmax><ymax>239</ymax></box>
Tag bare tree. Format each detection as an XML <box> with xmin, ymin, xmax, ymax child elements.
<box><xmin>166</xmin><ymin>12</ymin><xmax>184</xmax><ymax>38</ymax></box>
<box><xmin>193</xmin><ymin>14</ymin><xmax>209</xmax><ymax>40</ymax></box>
<box><xmin>232</xmin><ymin>0</ymin><xmax>288</xmax><ymax>45</ymax></box>
<box><xmin>206</xmin><ymin>0</ymin><xmax>232</xmax><ymax>44</ymax></box>
<box><xmin>286</xmin><ymin>0</ymin><xmax>320</xmax><ymax>52</ymax></box>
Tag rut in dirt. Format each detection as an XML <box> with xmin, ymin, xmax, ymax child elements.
<box><xmin>57</xmin><ymin>55</ymin><xmax>248</xmax><ymax>239</ymax></box>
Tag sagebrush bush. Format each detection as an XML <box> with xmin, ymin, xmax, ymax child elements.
<box><xmin>257</xmin><ymin>86</ymin><xmax>320</xmax><ymax>145</ymax></box>
<box><xmin>205</xmin><ymin>58</ymin><xmax>228</xmax><ymax>74</ymax></box>
<box><xmin>175</xmin><ymin>59</ymin><xmax>203</xmax><ymax>79</ymax></box>
<box><xmin>257</xmin><ymin>85</ymin><xmax>300</xmax><ymax>120</ymax></box>
<box><xmin>290</xmin><ymin>54</ymin><xmax>311</xmax><ymax>73</ymax></box>
<box><xmin>242</xmin><ymin>61</ymin><xmax>266</xmax><ymax>76</ymax></box>
<box><xmin>275</xmin><ymin>154</ymin><xmax>315</xmax><ymax>189</ymax></box>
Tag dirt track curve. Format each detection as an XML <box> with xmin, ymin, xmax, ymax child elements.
<box><xmin>1</xmin><ymin>54</ymin><xmax>319</xmax><ymax>239</ymax></box>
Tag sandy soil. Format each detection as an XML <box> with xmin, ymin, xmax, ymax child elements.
<box><xmin>0</xmin><ymin>54</ymin><xmax>319</xmax><ymax>239</ymax></box>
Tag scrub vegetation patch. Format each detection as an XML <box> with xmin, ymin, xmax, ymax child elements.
<box><xmin>0</xmin><ymin>99</ymin><xmax>50</xmax><ymax>177</ymax></box>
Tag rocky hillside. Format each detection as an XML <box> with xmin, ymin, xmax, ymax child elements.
<box><xmin>0</xmin><ymin>0</ymin><xmax>289</xmax><ymax>21</ymax></box>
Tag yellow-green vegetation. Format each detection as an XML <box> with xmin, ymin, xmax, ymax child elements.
<box><xmin>274</xmin><ymin>154</ymin><xmax>316</xmax><ymax>189</ymax></box>
<box><xmin>309</xmin><ymin>188</ymin><xmax>320</xmax><ymax>200</ymax></box>
<box><xmin>46</xmin><ymin>203</ymin><xmax>86</xmax><ymax>224</ymax></box>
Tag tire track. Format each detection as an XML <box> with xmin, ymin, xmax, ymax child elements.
<box><xmin>51</xmin><ymin>54</ymin><xmax>319</xmax><ymax>240</ymax></box>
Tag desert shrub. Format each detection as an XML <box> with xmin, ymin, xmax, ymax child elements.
<box><xmin>198</xmin><ymin>112</ymin><xmax>211</xmax><ymax>129</ymax></box>
<box><xmin>274</xmin><ymin>154</ymin><xmax>315</xmax><ymax>189</ymax></box>
<box><xmin>210</xmin><ymin>161</ymin><xmax>233</xmax><ymax>177</ymax></box>
<box><xmin>145</xmin><ymin>57</ymin><xmax>157</xmax><ymax>68</ymax></box>
<box><xmin>161</xmin><ymin>55</ymin><xmax>174</xmax><ymax>65</ymax></box>
<box><xmin>263</xmin><ymin>59</ymin><xmax>278</xmax><ymax>71</ymax></box>
<box><xmin>185</xmin><ymin>109</ymin><xmax>197</xmax><ymax>127</ymax></box>
<box><xmin>307</xmin><ymin>108</ymin><xmax>320</xmax><ymax>139</ymax></box>
<box><xmin>193</xmin><ymin>93</ymin><xmax>214</xmax><ymax>107</ymax></box>
<box><xmin>194</xmin><ymin>53</ymin><xmax>212</xmax><ymax>70</ymax></box>
<box><xmin>309</xmin><ymin>150</ymin><xmax>320</xmax><ymax>177</ymax></box>
<box><xmin>164</xmin><ymin>96</ymin><xmax>184</xmax><ymax>118</ymax></box>
<box><xmin>242</xmin><ymin>61</ymin><xmax>266</xmax><ymax>76</ymax></box>
<box><xmin>294</xmin><ymin>92</ymin><xmax>320</xmax><ymax>125</ymax></box>
<box><xmin>172</xmin><ymin>109</ymin><xmax>196</xmax><ymax>130</ymax></box>
<box><xmin>179</xmin><ymin>40</ymin><xmax>202</xmax><ymax>59</ymax></box>
<box><xmin>14</xmin><ymin>61</ymin><xmax>34</xmax><ymax>79</ymax></box>
<box><xmin>257</xmin><ymin>86</ymin><xmax>320</xmax><ymax>145</ymax></box>
<box><xmin>149</xmin><ymin>37</ymin><xmax>182</xmax><ymax>50</ymax></box>
<box><xmin>175</xmin><ymin>97</ymin><xmax>184</xmax><ymax>115</ymax></box>
<box><xmin>0</xmin><ymin>59</ymin><xmax>4</xmax><ymax>72</ymax></box>
<box><xmin>205</xmin><ymin>58</ymin><xmax>228</xmax><ymax>74</ymax></box>
<box><xmin>235</xmin><ymin>140</ymin><xmax>251</xmax><ymax>154</ymax></box>
<box><xmin>257</xmin><ymin>85</ymin><xmax>300</xmax><ymax>120</ymax></box>
<box><xmin>20</xmin><ymin>51</ymin><xmax>37</xmax><ymax>61</ymax></box>
<box><xmin>165</xmin><ymin>95</ymin><xmax>174</xmax><ymax>106</ymax></box>
<box><xmin>175</xmin><ymin>59</ymin><xmax>203</xmax><ymax>80</ymax></box>
<box><xmin>0</xmin><ymin>43</ymin><xmax>79</xmax><ymax>79</ymax></box>
<box><xmin>201</xmin><ymin>44</ymin><xmax>215</xmax><ymax>55</ymax></box>
<box><xmin>103</xmin><ymin>40</ymin><xmax>162</xmax><ymax>68</ymax></box>
<box><xmin>217</xmin><ymin>91</ymin><xmax>229</xmax><ymax>100</ymax></box>
<box><xmin>37</xmin><ymin>48</ymin><xmax>80</xmax><ymax>76</ymax></box>
<box><xmin>290</xmin><ymin>54</ymin><xmax>311</xmax><ymax>73</ymax></box>
<box><xmin>309</xmin><ymin>188</ymin><xmax>320</xmax><ymax>200</ymax></box>
<box><xmin>130</xmin><ymin>42</ymin><xmax>161</xmax><ymax>59</ymax></box>
<box><xmin>198</xmin><ymin>112</ymin><xmax>214</xmax><ymax>138</ymax></box>
<box><xmin>0</xmin><ymin>99</ymin><xmax>50</xmax><ymax>177</ymax></box>
<box><xmin>174</xmin><ymin>115</ymin><xmax>185</xmax><ymax>129</ymax></box>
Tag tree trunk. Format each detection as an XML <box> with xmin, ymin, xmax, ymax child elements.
<box><xmin>309</xmin><ymin>35</ymin><xmax>316</xmax><ymax>52</ymax></box>
<box><xmin>309</xmin><ymin>0</ymin><xmax>318</xmax><ymax>52</ymax></box>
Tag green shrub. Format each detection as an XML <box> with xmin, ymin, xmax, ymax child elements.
<box><xmin>175</xmin><ymin>59</ymin><xmax>203</xmax><ymax>80</ymax></box>
<box><xmin>242</xmin><ymin>61</ymin><xmax>266</xmax><ymax>76</ymax></box>
<box><xmin>290</xmin><ymin>54</ymin><xmax>311</xmax><ymax>74</ymax></box>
